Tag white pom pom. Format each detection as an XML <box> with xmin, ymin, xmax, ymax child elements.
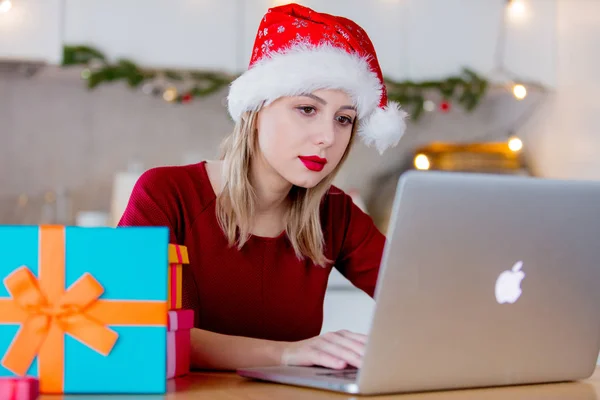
<box><xmin>357</xmin><ymin>101</ymin><xmax>408</xmax><ymax>154</ymax></box>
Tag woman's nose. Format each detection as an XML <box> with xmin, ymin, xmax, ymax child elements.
<box><xmin>314</xmin><ymin>123</ymin><xmax>335</xmax><ymax>147</ymax></box>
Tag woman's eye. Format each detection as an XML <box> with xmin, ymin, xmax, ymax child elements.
<box><xmin>297</xmin><ymin>106</ymin><xmax>316</xmax><ymax>115</ymax></box>
<box><xmin>337</xmin><ymin>116</ymin><xmax>353</xmax><ymax>125</ymax></box>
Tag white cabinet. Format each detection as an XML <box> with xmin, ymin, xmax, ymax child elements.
<box><xmin>63</xmin><ymin>0</ymin><xmax>239</xmax><ymax>72</ymax></box>
<box><xmin>405</xmin><ymin>0</ymin><xmax>557</xmax><ymax>87</ymax></box>
<box><xmin>1</xmin><ymin>0</ymin><xmax>558</xmax><ymax>82</ymax></box>
<box><xmin>502</xmin><ymin>0</ymin><xmax>557</xmax><ymax>87</ymax></box>
<box><xmin>0</xmin><ymin>0</ymin><xmax>63</xmax><ymax>64</ymax></box>
<box><xmin>405</xmin><ymin>0</ymin><xmax>503</xmax><ymax>80</ymax></box>
<box><xmin>242</xmin><ymin>0</ymin><xmax>556</xmax><ymax>85</ymax></box>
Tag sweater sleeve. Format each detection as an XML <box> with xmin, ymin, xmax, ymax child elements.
<box><xmin>333</xmin><ymin>193</ymin><xmax>386</xmax><ymax>298</ymax></box>
<box><xmin>117</xmin><ymin>166</ymin><xmax>202</xmax><ymax>318</ymax></box>
<box><xmin>117</xmin><ymin>167</ymin><xmax>182</xmax><ymax>243</ymax></box>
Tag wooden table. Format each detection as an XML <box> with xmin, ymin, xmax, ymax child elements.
<box><xmin>42</xmin><ymin>367</ymin><xmax>599</xmax><ymax>399</ymax></box>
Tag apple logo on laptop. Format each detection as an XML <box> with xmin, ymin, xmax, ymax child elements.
<box><xmin>495</xmin><ymin>261</ymin><xmax>525</xmax><ymax>304</ymax></box>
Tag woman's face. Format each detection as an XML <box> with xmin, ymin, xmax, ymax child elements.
<box><xmin>255</xmin><ymin>89</ymin><xmax>355</xmax><ymax>189</ymax></box>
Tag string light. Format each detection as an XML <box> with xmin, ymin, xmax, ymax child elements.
<box><xmin>0</xmin><ymin>0</ymin><xmax>12</xmax><ymax>13</ymax></box>
<box><xmin>508</xmin><ymin>0</ymin><xmax>525</xmax><ymax>16</ymax></box>
<box><xmin>163</xmin><ymin>87</ymin><xmax>178</xmax><ymax>102</ymax></box>
<box><xmin>508</xmin><ymin>136</ymin><xmax>523</xmax><ymax>152</ymax></box>
<box><xmin>142</xmin><ymin>83</ymin><xmax>154</xmax><ymax>95</ymax></box>
<box><xmin>80</xmin><ymin>69</ymin><xmax>91</xmax><ymax>80</ymax></box>
<box><xmin>423</xmin><ymin>100</ymin><xmax>436</xmax><ymax>112</ymax></box>
<box><xmin>507</xmin><ymin>0</ymin><xmax>528</xmax><ymax>22</ymax></box>
<box><xmin>414</xmin><ymin>154</ymin><xmax>431</xmax><ymax>170</ymax></box>
<box><xmin>512</xmin><ymin>84</ymin><xmax>527</xmax><ymax>100</ymax></box>
<box><xmin>490</xmin><ymin>0</ymin><xmax>532</xmax><ymax>102</ymax></box>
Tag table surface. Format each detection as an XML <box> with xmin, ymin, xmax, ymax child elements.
<box><xmin>41</xmin><ymin>366</ymin><xmax>600</xmax><ymax>399</ymax></box>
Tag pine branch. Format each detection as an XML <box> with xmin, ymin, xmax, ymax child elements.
<box><xmin>61</xmin><ymin>45</ymin><xmax>490</xmax><ymax>119</ymax></box>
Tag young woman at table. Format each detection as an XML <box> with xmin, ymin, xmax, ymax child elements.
<box><xmin>118</xmin><ymin>3</ymin><xmax>407</xmax><ymax>371</ymax></box>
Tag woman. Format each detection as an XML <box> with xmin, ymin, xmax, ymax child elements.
<box><xmin>119</xmin><ymin>3</ymin><xmax>407</xmax><ymax>371</ymax></box>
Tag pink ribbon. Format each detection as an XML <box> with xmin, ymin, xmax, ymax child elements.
<box><xmin>167</xmin><ymin>332</ymin><xmax>176</xmax><ymax>379</ymax></box>
<box><xmin>174</xmin><ymin>245</ymin><xmax>183</xmax><ymax>263</ymax></box>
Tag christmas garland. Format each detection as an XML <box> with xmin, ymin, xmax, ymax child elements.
<box><xmin>62</xmin><ymin>45</ymin><xmax>489</xmax><ymax>121</ymax></box>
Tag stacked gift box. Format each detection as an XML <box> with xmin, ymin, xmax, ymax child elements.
<box><xmin>0</xmin><ymin>377</ymin><xmax>39</xmax><ymax>400</ymax></box>
<box><xmin>0</xmin><ymin>225</ymin><xmax>195</xmax><ymax>395</ymax></box>
<box><xmin>167</xmin><ymin>244</ymin><xmax>194</xmax><ymax>379</ymax></box>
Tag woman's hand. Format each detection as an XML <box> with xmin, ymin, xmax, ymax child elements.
<box><xmin>280</xmin><ymin>330</ymin><xmax>368</xmax><ymax>370</ymax></box>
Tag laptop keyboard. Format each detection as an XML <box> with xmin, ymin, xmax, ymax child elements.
<box><xmin>316</xmin><ymin>369</ymin><xmax>358</xmax><ymax>380</ymax></box>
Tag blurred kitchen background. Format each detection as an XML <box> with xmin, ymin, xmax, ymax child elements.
<box><xmin>0</xmin><ymin>0</ymin><xmax>598</xmax><ymax>339</ymax></box>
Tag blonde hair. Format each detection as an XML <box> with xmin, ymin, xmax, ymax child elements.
<box><xmin>216</xmin><ymin>109</ymin><xmax>356</xmax><ymax>267</ymax></box>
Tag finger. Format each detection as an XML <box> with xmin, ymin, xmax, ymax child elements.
<box><xmin>314</xmin><ymin>338</ymin><xmax>362</xmax><ymax>368</ymax></box>
<box><xmin>338</xmin><ymin>330</ymin><xmax>368</xmax><ymax>345</ymax></box>
<box><xmin>323</xmin><ymin>332</ymin><xmax>366</xmax><ymax>357</ymax></box>
<box><xmin>307</xmin><ymin>347</ymin><xmax>347</xmax><ymax>369</ymax></box>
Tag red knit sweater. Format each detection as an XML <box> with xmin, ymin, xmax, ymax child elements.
<box><xmin>118</xmin><ymin>161</ymin><xmax>385</xmax><ymax>342</ymax></box>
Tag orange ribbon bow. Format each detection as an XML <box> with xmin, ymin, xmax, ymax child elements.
<box><xmin>0</xmin><ymin>225</ymin><xmax>167</xmax><ymax>394</ymax></box>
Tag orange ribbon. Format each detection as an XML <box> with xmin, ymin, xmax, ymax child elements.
<box><xmin>0</xmin><ymin>225</ymin><xmax>167</xmax><ymax>394</ymax></box>
<box><xmin>167</xmin><ymin>244</ymin><xmax>189</xmax><ymax>309</ymax></box>
<box><xmin>168</xmin><ymin>244</ymin><xmax>189</xmax><ymax>264</ymax></box>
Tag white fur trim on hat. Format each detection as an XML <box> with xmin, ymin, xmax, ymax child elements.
<box><xmin>228</xmin><ymin>44</ymin><xmax>381</xmax><ymax>120</ymax></box>
<box><xmin>227</xmin><ymin>43</ymin><xmax>407</xmax><ymax>153</ymax></box>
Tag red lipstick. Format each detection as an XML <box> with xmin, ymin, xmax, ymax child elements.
<box><xmin>299</xmin><ymin>155</ymin><xmax>327</xmax><ymax>172</ymax></box>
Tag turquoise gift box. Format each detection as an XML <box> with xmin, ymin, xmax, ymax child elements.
<box><xmin>0</xmin><ymin>225</ymin><xmax>169</xmax><ymax>394</ymax></box>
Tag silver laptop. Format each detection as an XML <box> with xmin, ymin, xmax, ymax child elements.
<box><xmin>237</xmin><ymin>170</ymin><xmax>600</xmax><ymax>395</ymax></box>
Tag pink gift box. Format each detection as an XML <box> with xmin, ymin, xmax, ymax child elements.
<box><xmin>0</xmin><ymin>377</ymin><xmax>39</xmax><ymax>400</ymax></box>
<box><xmin>167</xmin><ymin>309</ymin><xmax>194</xmax><ymax>379</ymax></box>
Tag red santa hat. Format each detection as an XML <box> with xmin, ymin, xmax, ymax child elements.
<box><xmin>227</xmin><ymin>3</ymin><xmax>407</xmax><ymax>154</ymax></box>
